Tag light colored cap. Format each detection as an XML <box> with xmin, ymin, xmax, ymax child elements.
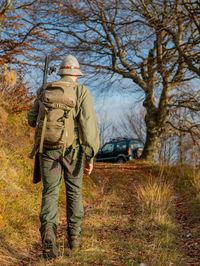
<box><xmin>58</xmin><ymin>55</ymin><xmax>83</xmax><ymax>76</ymax></box>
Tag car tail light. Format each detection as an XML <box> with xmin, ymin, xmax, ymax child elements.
<box><xmin>127</xmin><ymin>148</ymin><xmax>131</xmax><ymax>156</ymax></box>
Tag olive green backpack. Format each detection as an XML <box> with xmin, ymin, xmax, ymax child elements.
<box><xmin>35</xmin><ymin>81</ymin><xmax>76</xmax><ymax>154</ymax></box>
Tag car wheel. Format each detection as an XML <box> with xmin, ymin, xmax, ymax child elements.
<box><xmin>116</xmin><ymin>157</ymin><xmax>126</xmax><ymax>163</ymax></box>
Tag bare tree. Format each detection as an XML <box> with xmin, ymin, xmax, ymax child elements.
<box><xmin>34</xmin><ymin>0</ymin><xmax>196</xmax><ymax>160</ymax></box>
<box><xmin>168</xmin><ymin>85</ymin><xmax>200</xmax><ymax>142</ymax></box>
<box><xmin>163</xmin><ymin>85</ymin><xmax>200</xmax><ymax>165</ymax></box>
<box><xmin>164</xmin><ymin>0</ymin><xmax>200</xmax><ymax>76</ymax></box>
<box><xmin>115</xmin><ymin>106</ymin><xmax>146</xmax><ymax>143</ymax></box>
<box><xmin>0</xmin><ymin>0</ymin><xmax>198</xmax><ymax>162</ymax></box>
<box><xmin>0</xmin><ymin>0</ymin><xmax>50</xmax><ymax>65</ymax></box>
<box><xmin>0</xmin><ymin>0</ymin><xmax>12</xmax><ymax>15</ymax></box>
<box><xmin>158</xmin><ymin>134</ymin><xmax>178</xmax><ymax>164</ymax></box>
<box><xmin>97</xmin><ymin>111</ymin><xmax>113</xmax><ymax>146</ymax></box>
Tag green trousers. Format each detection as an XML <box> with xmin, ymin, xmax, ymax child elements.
<box><xmin>39</xmin><ymin>146</ymin><xmax>84</xmax><ymax>238</ymax></box>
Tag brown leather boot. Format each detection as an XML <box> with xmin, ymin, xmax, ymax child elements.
<box><xmin>42</xmin><ymin>228</ymin><xmax>59</xmax><ymax>259</ymax></box>
<box><xmin>68</xmin><ymin>235</ymin><xmax>81</xmax><ymax>251</ymax></box>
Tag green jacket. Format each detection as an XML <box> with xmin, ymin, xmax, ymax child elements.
<box><xmin>27</xmin><ymin>76</ymin><xmax>100</xmax><ymax>163</ymax></box>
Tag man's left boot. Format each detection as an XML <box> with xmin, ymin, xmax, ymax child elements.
<box><xmin>42</xmin><ymin>228</ymin><xmax>59</xmax><ymax>260</ymax></box>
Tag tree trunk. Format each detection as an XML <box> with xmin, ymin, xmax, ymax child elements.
<box><xmin>178</xmin><ymin>132</ymin><xmax>185</xmax><ymax>164</ymax></box>
<box><xmin>141</xmin><ymin>91</ymin><xmax>167</xmax><ymax>161</ymax></box>
<box><xmin>142</xmin><ymin>122</ymin><xmax>161</xmax><ymax>161</ymax></box>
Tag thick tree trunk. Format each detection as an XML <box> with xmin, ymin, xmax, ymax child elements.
<box><xmin>141</xmin><ymin>89</ymin><xmax>168</xmax><ymax>161</ymax></box>
<box><xmin>142</xmin><ymin>127</ymin><xmax>161</xmax><ymax>161</ymax></box>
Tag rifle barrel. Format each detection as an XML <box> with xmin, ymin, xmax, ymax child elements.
<box><xmin>42</xmin><ymin>55</ymin><xmax>50</xmax><ymax>89</ymax></box>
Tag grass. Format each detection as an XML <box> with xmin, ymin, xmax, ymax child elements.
<box><xmin>0</xmin><ymin>108</ymin><xmax>200</xmax><ymax>265</ymax></box>
<box><xmin>136</xmin><ymin>178</ymin><xmax>173</xmax><ymax>222</ymax></box>
<box><xmin>34</xmin><ymin>162</ymin><xmax>184</xmax><ymax>266</ymax></box>
<box><xmin>0</xmin><ymin>111</ymin><xmax>101</xmax><ymax>265</ymax></box>
<box><xmin>0</xmin><ymin>112</ymin><xmax>43</xmax><ymax>265</ymax></box>
<box><xmin>133</xmin><ymin>166</ymin><xmax>180</xmax><ymax>266</ymax></box>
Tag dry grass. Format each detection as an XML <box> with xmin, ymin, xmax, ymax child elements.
<box><xmin>136</xmin><ymin>178</ymin><xmax>173</xmax><ymax>223</ymax></box>
<box><xmin>188</xmin><ymin>169</ymin><xmax>200</xmax><ymax>193</ymax></box>
<box><xmin>1</xmin><ymin>108</ymin><xmax>198</xmax><ymax>265</ymax></box>
<box><xmin>133</xmin><ymin>167</ymin><xmax>180</xmax><ymax>266</ymax></box>
<box><xmin>0</xmin><ymin>110</ymin><xmax>40</xmax><ymax>265</ymax></box>
<box><xmin>0</xmin><ymin>110</ymin><xmax>100</xmax><ymax>265</ymax></box>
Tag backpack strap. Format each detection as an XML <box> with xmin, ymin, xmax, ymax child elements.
<box><xmin>62</xmin><ymin>110</ymin><xmax>78</xmax><ymax>161</ymax></box>
<box><xmin>62</xmin><ymin>110</ymin><xmax>69</xmax><ymax>157</ymax></box>
<box><xmin>39</xmin><ymin>109</ymin><xmax>48</xmax><ymax>154</ymax></box>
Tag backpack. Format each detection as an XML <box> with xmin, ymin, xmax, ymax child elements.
<box><xmin>34</xmin><ymin>81</ymin><xmax>76</xmax><ymax>154</ymax></box>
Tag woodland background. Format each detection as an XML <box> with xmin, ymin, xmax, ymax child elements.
<box><xmin>0</xmin><ymin>1</ymin><xmax>200</xmax><ymax>265</ymax></box>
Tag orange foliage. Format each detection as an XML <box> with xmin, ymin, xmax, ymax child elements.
<box><xmin>0</xmin><ymin>65</ymin><xmax>33</xmax><ymax>114</ymax></box>
<box><xmin>3</xmin><ymin>65</ymin><xmax>17</xmax><ymax>86</ymax></box>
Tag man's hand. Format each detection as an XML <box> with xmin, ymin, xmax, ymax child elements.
<box><xmin>84</xmin><ymin>162</ymin><xmax>93</xmax><ymax>175</ymax></box>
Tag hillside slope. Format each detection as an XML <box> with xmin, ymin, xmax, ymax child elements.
<box><xmin>0</xmin><ymin>111</ymin><xmax>200</xmax><ymax>266</ymax></box>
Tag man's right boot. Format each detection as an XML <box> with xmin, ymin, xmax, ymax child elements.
<box><xmin>42</xmin><ymin>228</ymin><xmax>58</xmax><ymax>260</ymax></box>
<box><xmin>68</xmin><ymin>235</ymin><xmax>81</xmax><ymax>251</ymax></box>
<box><xmin>64</xmin><ymin>234</ymin><xmax>81</xmax><ymax>253</ymax></box>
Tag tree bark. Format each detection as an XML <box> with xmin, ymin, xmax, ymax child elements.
<box><xmin>141</xmin><ymin>86</ymin><xmax>169</xmax><ymax>161</ymax></box>
<box><xmin>142</xmin><ymin>106</ymin><xmax>161</xmax><ymax>160</ymax></box>
<box><xmin>142</xmin><ymin>126</ymin><xmax>161</xmax><ymax>161</ymax></box>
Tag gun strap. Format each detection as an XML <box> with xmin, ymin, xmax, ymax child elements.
<box><xmin>39</xmin><ymin>112</ymin><xmax>48</xmax><ymax>154</ymax></box>
<box><xmin>71</xmin><ymin>140</ymin><xmax>78</xmax><ymax>161</ymax></box>
<box><xmin>29</xmin><ymin>145</ymin><xmax>36</xmax><ymax>159</ymax></box>
<box><xmin>78</xmin><ymin>125</ymin><xmax>83</xmax><ymax>145</ymax></box>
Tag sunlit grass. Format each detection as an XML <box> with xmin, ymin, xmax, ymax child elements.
<box><xmin>0</xmin><ymin>112</ymin><xmax>102</xmax><ymax>265</ymax></box>
<box><xmin>136</xmin><ymin>177</ymin><xmax>173</xmax><ymax>222</ymax></box>
<box><xmin>0</xmin><ymin>110</ymin><xmax>197</xmax><ymax>265</ymax></box>
<box><xmin>190</xmin><ymin>170</ymin><xmax>200</xmax><ymax>192</ymax></box>
<box><xmin>132</xmin><ymin>167</ymin><xmax>182</xmax><ymax>265</ymax></box>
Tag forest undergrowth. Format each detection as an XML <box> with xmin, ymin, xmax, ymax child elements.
<box><xmin>0</xmin><ymin>108</ymin><xmax>200</xmax><ymax>266</ymax></box>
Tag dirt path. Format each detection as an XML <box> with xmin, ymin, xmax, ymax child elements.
<box><xmin>175</xmin><ymin>192</ymin><xmax>200</xmax><ymax>265</ymax></box>
<box><xmin>18</xmin><ymin>162</ymin><xmax>145</xmax><ymax>265</ymax></box>
<box><xmin>17</xmin><ymin>162</ymin><xmax>200</xmax><ymax>266</ymax></box>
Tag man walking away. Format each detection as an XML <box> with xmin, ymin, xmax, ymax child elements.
<box><xmin>28</xmin><ymin>55</ymin><xmax>100</xmax><ymax>259</ymax></box>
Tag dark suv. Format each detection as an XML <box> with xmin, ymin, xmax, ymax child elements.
<box><xmin>95</xmin><ymin>138</ymin><xmax>144</xmax><ymax>163</ymax></box>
